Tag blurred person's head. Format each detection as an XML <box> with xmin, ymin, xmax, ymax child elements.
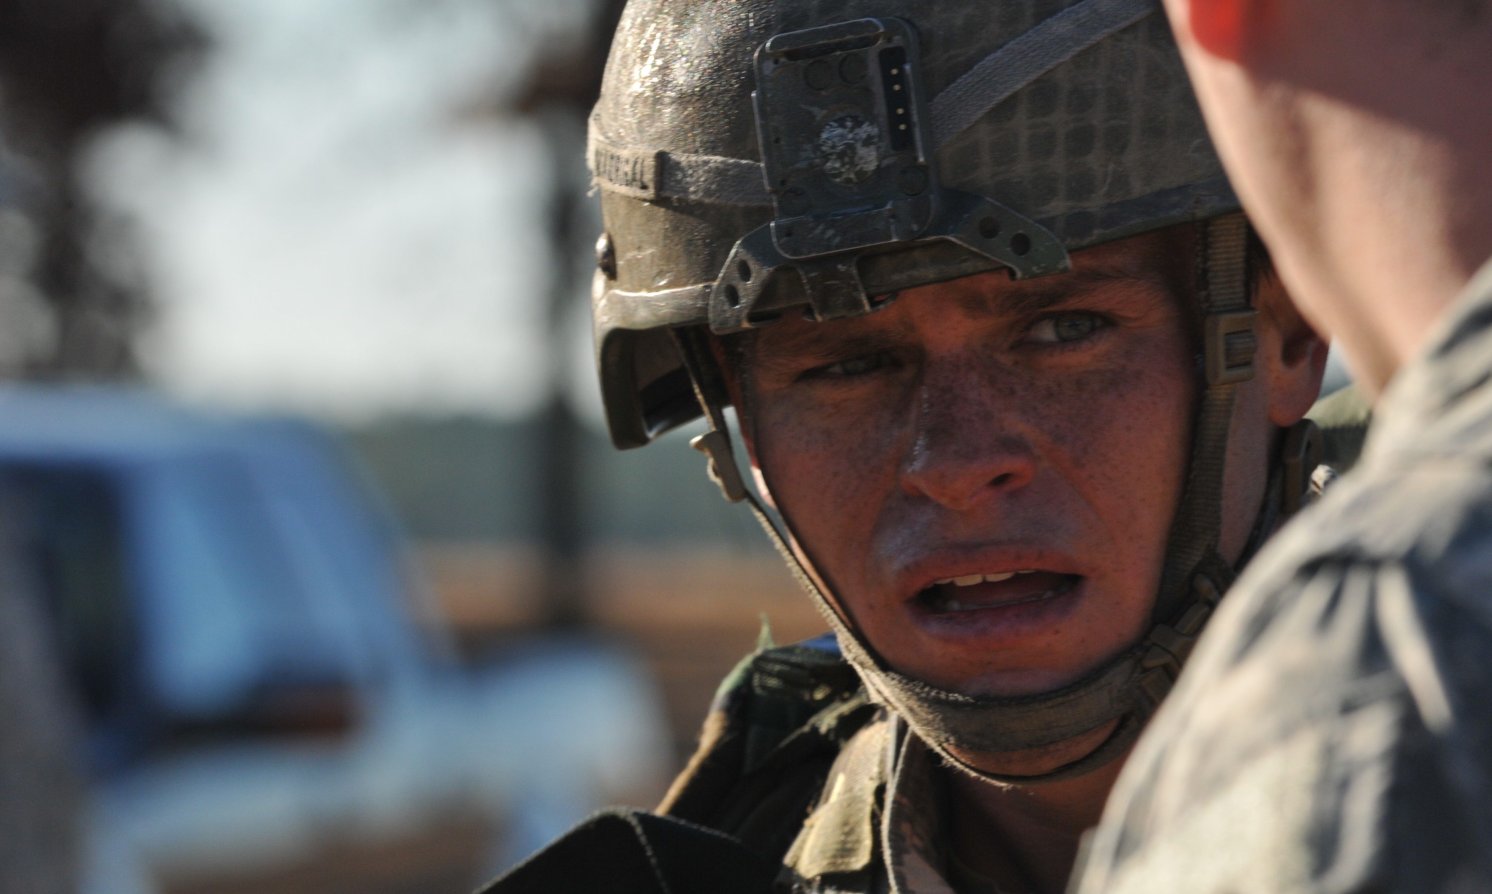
<box><xmin>588</xmin><ymin>0</ymin><xmax>1327</xmax><ymax>781</ymax></box>
<box><xmin>1158</xmin><ymin>0</ymin><xmax>1492</xmax><ymax>395</ymax></box>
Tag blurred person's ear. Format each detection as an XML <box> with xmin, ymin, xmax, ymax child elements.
<box><xmin>1256</xmin><ymin>275</ymin><xmax>1330</xmax><ymax>427</ymax></box>
<box><xmin>1174</xmin><ymin>0</ymin><xmax>1277</xmax><ymax>60</ymax></box>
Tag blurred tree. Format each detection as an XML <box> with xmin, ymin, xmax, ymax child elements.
<box><xmin>0</xmin><ymin>8</ymin><xmax>201</xmax><ymax>888</ymax></box>
<box><xmin>508</xmin><ymin>0</ymin><xmax>627</xmax><ymax>118</ymax></box>
<box><xmin>507</xmin><ymin>0</ymin><xmax>627</xmax><ymax>629</ymax></box>
<box><xmin>0</xmin><ymin>0</ymin><xmax>204</xmax><ymax>378</ymax></box>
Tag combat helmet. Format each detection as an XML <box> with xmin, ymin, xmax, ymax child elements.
<box><xmin>588</xmin><ymin>0</ymin><xmax>1285</xmax><ymax>781</ymax></box>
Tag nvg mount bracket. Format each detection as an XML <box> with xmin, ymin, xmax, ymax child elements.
<box><xmin>708</xmin><ymin>18</ymin><xmax>1070</xmax><ymax>332</ymax></box>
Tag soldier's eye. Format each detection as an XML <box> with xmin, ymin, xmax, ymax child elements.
<box><xmin>805</xmin><ymin>352</ymin><xmax>895</xmax><ymax>380</ymax></box>
<box><xmin>1025</xmin><ymin>311</ymin><xmax>1109</xmax><ymax>345</ymax></box>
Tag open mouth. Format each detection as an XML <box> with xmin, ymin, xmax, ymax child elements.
<box><xmin>914</xmin><ymin>570</ymin><xmax>1082</xmax><ymax>614</ymax></box>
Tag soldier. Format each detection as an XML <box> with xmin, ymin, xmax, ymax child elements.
<box><xmin>1075</xmin><ymin>2</ymin><xmax>1492</xmax><ymax>892</ymax></box>
<box><xmin>489</xmin><ymin>1</ymin><xmax>1331</xmax><ymax>892</ymax></box>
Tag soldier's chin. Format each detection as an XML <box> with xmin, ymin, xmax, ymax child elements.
<box><xmin>921</xmin><ymin>651</ymin><xmax>1111</xmax><ymax>701</ymax></box>
<box><xmin>946</xmin><ymin>718</ymin><xmax>1124</xmax><ymax>781</ymax></box>
<box><xmin>949</xmin><ymin>666</ymin><xmax>1083</xmax><ymax>699</ymax></box>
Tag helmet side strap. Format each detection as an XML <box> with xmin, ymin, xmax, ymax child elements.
<box><xmin>668</xmin><ymin>327</ymin><xmax>972</xmax><ymax>738</ymax></box>
<box><xmin>1141</xmin><ymin>214</ymin><xmax>1255</xmax><ymax>699</ymax></box>
<box><xmin>668</xmin><ymin>327</ymin><xmax>865</xmax><ymax>638</ymax></box>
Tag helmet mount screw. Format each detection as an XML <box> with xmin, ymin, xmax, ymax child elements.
<box><xmin>805</xmin><ymin>59</ymin><xmax>835</xmax><ymax>90</ymax></box>
<box><xmin>839</xmin><ymin>54</ymin><xmax>867</xmax><ymax>85</ymax></box>
<box><xmin>595</xmin><ymin>232</ymin><xmax>617</xmax><ymax>279</ymax></box>
<box><xmin>779</xmin><ymin>188</ymin><xmax>811</xmax><ymax>217</ymax></box>
<box><xmin>898</xmin><ymin>166</ymin><xmax>928</xmax><ymax>195</ymax></box>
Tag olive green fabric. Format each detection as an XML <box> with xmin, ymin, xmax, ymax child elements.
<box><xmin>659</xmin><ymin>638</ymin><xmax>876</xmax><ymax>866</ymax></box>
<box><xmin>663</xmin><ymin>642</ymin><xmax>1063</xmax><ymax>894</ymax></box>
<box><xmin>658</xmin><ymin>637</ymin><xmax>936</xmax><ymax>894</ymax></box>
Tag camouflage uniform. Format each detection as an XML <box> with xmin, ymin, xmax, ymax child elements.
<box><xmin>659</xmin><ymin>636</ymin><xmax>976</xmax><ymax>894</ymax></box>
<box><xmin>1073</xmin><ymin>260</ymin><xmax>1492</xmax><ymax>893</ymax></box>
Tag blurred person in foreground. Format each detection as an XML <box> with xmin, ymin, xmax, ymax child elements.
<box><xmin>1074</xmin><ymin>2</ymin><xmax>1492</xmax><ymax>892</ymax></box>
<box><xmin>0</xmin><ymin>506</ymin><xmax>84</xmax><ymax>894</ymax></box>
<box><xmin>486</xmin><ymin>2</ymin><xmax>1335</xmax><ymax>892</ymax></box>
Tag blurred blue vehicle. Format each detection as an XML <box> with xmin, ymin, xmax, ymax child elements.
<box><xmin>0</xmin><ymin>386</ymin><xmax>669</xmax><ymax>893</ymax></box>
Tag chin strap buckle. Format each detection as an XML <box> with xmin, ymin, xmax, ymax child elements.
<box><xmin>1280</xmin><ymin>418</ymin><xmax>1324</xmax><ymax>517</ymax></box>
<box><xmin>1204</xmin><ymin>309</ymin><xmax>1258</xmax><ymax>386</ymax></box>
<box><xmin>691</xmin><ymin>430</ymin><xmax>749</xmax><ymax>503</ymax></box>
<box><xmin>1137</xmin><ymin>572</ymin><xmax>1225</xmax><ymax>706</ymax></box>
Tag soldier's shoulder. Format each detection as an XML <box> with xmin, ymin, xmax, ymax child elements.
<box><xmin>714</xmin><ymin>634</ymin><xmax>859</xmax><ymax>711</ymax></box>
<box><xmin>705</xmin><ymin>633</ymin><xmax>872</xmax><ymax>777</ymax></box>
<box><xmin>660</xmin><ymin>634</ymin><xmax>877</xmax><ymax>861</ymax></box>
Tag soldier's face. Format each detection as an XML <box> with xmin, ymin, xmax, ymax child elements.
<box><xmin>735</xmin><ymin>231</ymin><xmax>1204</xmax><ymax>699</ymax></box>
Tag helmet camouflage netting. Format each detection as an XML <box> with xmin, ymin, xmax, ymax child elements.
<box><xmin>590</xmin><ymin>0</ymin><xmax>1237</xmax><ymax>448</ymax></box>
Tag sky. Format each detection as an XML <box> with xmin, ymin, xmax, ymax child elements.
<box><xmin>87</xmin><ymin>0</ymin><xmax>602</xmax><ymax>422</ymax></box>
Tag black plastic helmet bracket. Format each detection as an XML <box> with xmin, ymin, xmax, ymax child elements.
<box><xmin>707</xmin><ymin>17</ymin><xmax>1070</xmax><ymax>333</ymax></box>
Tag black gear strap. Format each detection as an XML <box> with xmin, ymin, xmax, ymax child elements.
<box><xmin>1154</xmin><ymin>215</ymin><xmax>1254</xmax><ymax>623</ymax></box>
<box><xmin>478</xmin><ymin>808</ymin><xmax>784</xmax><ymax>894</ymax></box>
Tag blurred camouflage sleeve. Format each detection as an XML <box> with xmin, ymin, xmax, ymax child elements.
<box><xmin>1073</xmin><ymin>463</ymin><xmax>1492</xmax><ymax>893</ymax></box>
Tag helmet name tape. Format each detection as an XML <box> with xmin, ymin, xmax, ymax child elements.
<box><xmin>588</xmin><ymin>130</ymin><xmax>771</xmax><ymax>207</ymax></box>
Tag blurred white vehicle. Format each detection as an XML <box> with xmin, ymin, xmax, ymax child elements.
<box><xmin>0</xmin><ymin>386</ymin><xmax>669</xmax><ymax>893</ymax></box>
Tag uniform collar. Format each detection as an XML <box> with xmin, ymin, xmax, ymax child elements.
<box><xmin>883</xmin><ymin>721</ymin><xmax>960</xmax><ymax>894</ymax></box>
<box><xmin>1367</xmin><ymin>255</ymin><xmax>1492</xmax><ymax>463</ymax></box>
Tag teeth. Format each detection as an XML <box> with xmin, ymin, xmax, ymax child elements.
<box><xmin>932</xmin><ymin>570</ymin><xmax>1033</xmax><ymax>587</ymax></box>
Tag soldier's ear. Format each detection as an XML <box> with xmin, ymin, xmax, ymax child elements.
<box><xmin>1256</xmin><ymin>274</ymin><xmax>1329</xmax><ymax>427</ymax></box>
<box><xmin>1172</xmin><ymin>0</ymin><xmax>1275</xmax><ymax>61</ymax></box>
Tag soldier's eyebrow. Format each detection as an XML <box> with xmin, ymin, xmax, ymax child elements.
<box><xmin>973</xmin><ymin>265</ymin><xmax>1175</xmax><ymax>317</ymax></box>
<box><xmin>754</xmin><ymin>327</ymin><xmax>904</xmax><ymax>366</ymax></box>
<box><xmin>752</xmin><ymin>264</ymin><xmax>1175</xmax><ymax>366</ymax></box>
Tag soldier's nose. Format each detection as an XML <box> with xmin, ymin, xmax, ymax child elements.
<box><xmin>899</xmin><ymin>386</ymin><xmax>1036</xmax><ymax>512</ymax></box>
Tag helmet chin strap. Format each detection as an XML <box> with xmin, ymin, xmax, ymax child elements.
<box><xmin>671</xmin><ymin>215</ymin><xmax>1278</xmax><ymax>784</ymax></box>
